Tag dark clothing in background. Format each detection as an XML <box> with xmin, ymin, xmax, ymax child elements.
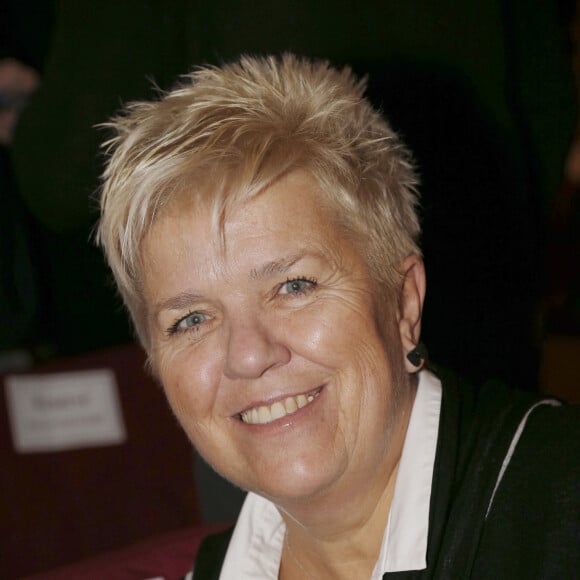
<box><xmin>0</xmin><ymin>0</ymin><xmax>55</xmax><ymax>351</ymax></box>
<box><xmin>0</xmin><ymin>148</ymin><xmax>38</xmax><ymax>349</ymax></box>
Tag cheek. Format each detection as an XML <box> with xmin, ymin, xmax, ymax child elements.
<box><xmin>281</xmin><ymin>312</ymin><xmax>338</xmax><ymax>365</ymax></box>
<box><xmin>288</xmin><ymin>298</ymin><xmax>387</xmax><ymax>368</ymax></box>
<box><xmin>156</xmin><ymin>343</ymin><xmax>223</xmax><ymax>422</ymax></box>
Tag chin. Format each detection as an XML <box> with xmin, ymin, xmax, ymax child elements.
<box><xmin>244</xmin><ymin>455</ymin><xmax>349</xmax><ymax>506</ymax></box>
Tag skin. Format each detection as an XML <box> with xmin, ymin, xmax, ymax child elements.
<box><xmin>141</xmin><ymin>170</ymin><xmax>426</xmax><ymax>578</ymax></box>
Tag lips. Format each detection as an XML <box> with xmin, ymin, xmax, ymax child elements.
<box><xmin>239</xmin><ymin>387</ymin><xmax>322</xmax><ymax>425</ymax></box>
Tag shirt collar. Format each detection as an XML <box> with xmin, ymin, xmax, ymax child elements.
<box><xmin>378</xmin><ymin>368</ymin><xmax>442</xmax><ymax>573</ymax></box>
<box><xmin>219</xmin><ymin>370</ymin><xmax>442</xmax><ymax>579</ymax></box>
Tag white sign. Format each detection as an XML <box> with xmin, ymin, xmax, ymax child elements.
<box><xmin>5</xmin><ymin>369</ymin><xmax>126</xmax><ymax>453</ymax></box>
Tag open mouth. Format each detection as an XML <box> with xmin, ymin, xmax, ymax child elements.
<box><xmin>239</xmin><ymin>387</ymin><xmax>323</xmax><ymax>425</ymax></box>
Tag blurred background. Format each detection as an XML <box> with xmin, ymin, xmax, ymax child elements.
<box><xmin>1</xmin><ymin>0</ymin><xmax>579</xmax><ymax>577</ymax></box>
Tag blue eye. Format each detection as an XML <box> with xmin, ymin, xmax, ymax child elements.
<box><xmin>279</xmin><ymin>278</ymin><xmax>317</xmax><ymax>296</ymax></box>
<box><xmin>168</xmin><ymin>311</ymin><xmax>209</xmax><ymax>335</ymax></box>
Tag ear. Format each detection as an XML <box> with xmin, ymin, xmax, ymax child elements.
<box><xmin>397</xmin><ymin>254</ymin><xmax>427</xmax><ymax>373</ymax></box>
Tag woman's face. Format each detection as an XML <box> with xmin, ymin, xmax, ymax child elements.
<box><xmin>141</xmin><ymin>171</ymin><xmax>419</xmax><ymax>506</ymax></box>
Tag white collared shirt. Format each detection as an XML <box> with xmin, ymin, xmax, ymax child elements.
<box><xmin>218</xmin><ymin>370</ymin><xmax>442</xmax><ymax>579</ymax></box>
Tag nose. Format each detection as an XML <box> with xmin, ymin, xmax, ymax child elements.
<box><xmin>223</xmin><ymin>315</ymin><xmax>291</xmax><ymax>380</ymax></box>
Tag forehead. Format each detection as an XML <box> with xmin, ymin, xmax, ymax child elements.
<box><xmin>140</xmin><ymin>171</ymin><xmax>346</xmax><ymax>285</ymax></box>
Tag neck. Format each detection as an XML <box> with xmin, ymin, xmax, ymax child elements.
<box><xmin>279</xmin><ymin>461</ymin><xmax>400</xmax><ymax>579</ymax></box>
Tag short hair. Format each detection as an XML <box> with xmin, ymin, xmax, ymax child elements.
<box><xmin>96</xmin><ymin>53</ymin><xmax>421</xmax><ymax>350</ymax></box>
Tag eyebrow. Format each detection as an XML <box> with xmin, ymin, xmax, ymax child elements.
<box><xmin>249</xmin><ymin>252</ymin><xmax>307</xmax><ymax>280</ymax></box>
<box><xmin>154</xmin><ymin>291</ymin><xmax>205</xmax><ymax>314</ymax></box>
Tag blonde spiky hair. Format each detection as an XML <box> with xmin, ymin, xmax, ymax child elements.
<box><xmin>96</xmin><ymin>54</ymin><xmax>420</xmax><ymax>350</ymax></box>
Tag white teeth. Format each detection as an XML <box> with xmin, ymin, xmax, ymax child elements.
<box><xmin>240</xmin><ymin>390</ymin><xmax>320</xmax><ymax>425</ymax></box>
<box><xmin>270</xmin><ymin>401</ymin><xmax>286</xmax><ymax>420</ymax></box>
<box><xmin>258</xmin><ymin>406</ymin><xmax>271</xmax><ymax>423</ymax></box>
<box><xmin>296</xmin><ymin>394</ymin><xmax>308</xmax><ymax>409</ymax></box>
<box><xmin>284</xmin><ymin>397</ymin><xmax>297</xmax><ymax>414</ymax></box>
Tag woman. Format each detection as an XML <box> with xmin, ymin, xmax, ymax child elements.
<box><xmin>97</xmin><ymin>55</ymin><xmax>578</xmax><ymax>579</ymax></box>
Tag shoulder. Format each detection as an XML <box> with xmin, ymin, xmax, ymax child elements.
<box><xmin>434</xmin><ymin>368</ymin><xmax>579</xmax><ymax>577</ymax></box>
<box><xmin>439</xmin><ymin>367</ymin><xmax>579</xmax><ymax>503</ymax></box>
<box><xmin>500</xmin><ymin>401</ymin><xmax>580</xmax><ymax>507</ymax></box>
<box><xmin>435</xmin><ymin>366</ymin><xmax>572</xmax><ymax>450</ymax></box>
<box><xmin>475</xmin><ymin>398</ymin><xmax>579</xmax><ymax>578</ymax></box>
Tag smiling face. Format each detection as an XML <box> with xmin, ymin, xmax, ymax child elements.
<box><xmin>141</xmin><ymin>171</ymin><xmax>420</xmax><ymax>506</ymax></box>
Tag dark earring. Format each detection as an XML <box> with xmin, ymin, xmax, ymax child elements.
<box><xmin>406</xmin><ymin>342</ymin><xmax>428</xmax><ymax>367</ymax></box>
